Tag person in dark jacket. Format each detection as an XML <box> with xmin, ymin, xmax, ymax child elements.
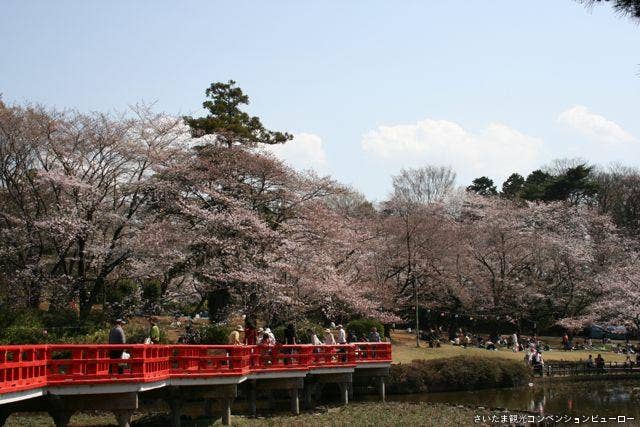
<box><xmin>109</xmin><ymin>319</ymin><xmax>126</xmax><ymax>374</ymax></box>
<box><xmin>283</xmin><ymin>323</ymin><xmax>296</xmax><ymax>364</ymax></box>
<box><xmin>284</xmin><ymin>323</ymin><xmax>297</xmax><ymax>344</ymax></box>
<box><xmin>368</xmin><ymin>327</ymin><xmax>381</xmax><ymax>342</ymax></box>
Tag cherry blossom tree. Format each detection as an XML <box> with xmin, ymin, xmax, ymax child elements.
<box><xmin>0</xmin><ymin>103</ymin><xmax>187</xmax><ymax>317</ymax></box>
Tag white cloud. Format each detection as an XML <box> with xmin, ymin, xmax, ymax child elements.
<box><xmin>558</xmin><ymin>105</ymin><xmax>636</xmax><ymax>144</ymax></box>
<box><xmin>265</xmin><ymin>132</ymin><xmax>328</xmax><ymax>172</ymax></box>
<box><xmin>361</xmin><ymin>118</ymin><xmax>545</xmax><ymax>185</ymax></box>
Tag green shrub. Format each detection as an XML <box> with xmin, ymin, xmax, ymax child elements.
<box><xmin>142</xmin><ymin>280</ymin><xmax>162</xmax><ymax>303</ymax></box>
<box><xmin>75</xmin><ymin>329</ymin><xmax>110</xmax><ymax>344</ymax></box>
<box><xmin>346</xmin><ymin>318</ymin><xmax>385</xmax><ymax>340</ymax></box>
<box><xmin>0</xmin><ymin>325</ymin><xmax>48</xmax><ymax>344</ymax></box>
<box><xmin>387</xmin><ymin>356</ymin><xmax>530</xmax><ymax>394</ymax></box>
<box><xmin>0</xmin><ymin>310</ymin><xmax>48</xmax><ymax>344</ymax></box>
<box><xmin>199</xmin><ymin>324</ymin><xmax>232</xmax><ymax>344</ymax></box>
<box><xmin>178</xmin><ymin>325</ymin><xmax>231</xmax><ymax>344</ymax></box>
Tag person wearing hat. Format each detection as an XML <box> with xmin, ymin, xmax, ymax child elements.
<box><xmin>309</xmin><ymin>329</ymin><xmax>322</xmax><ymax>346</ymax></box>
<box><xmin>264</xmin><ymin>327</ymin><xmax>276</xmax><ymax>345</ymax></box>
<box><xmin>336</xmin><ymin>324</ymin><xmax>347</xmax><ymax>361</ymax></box>
<box><xmin>109</xmin><ymin>319</ymin><xmax>126</xmax><ymax>374</ymax></box>
<box><xmin>324</xmin><ymin>328</ymin><xmax>336</xmax><ymax>345</ymax></box>
<box><xmin>228</xmin><ymin>325</ymin><xmax>244</xmax><ymax>345</ymax></box>
<box><xmin>336</xmin><ymin>324</ymin><xmax>347</xmax><ymax>344</ymax></box>
<box><xmin>149</xmin><ymin>317</ymin><xmax>160</xmax><ymax>344</ymax></box>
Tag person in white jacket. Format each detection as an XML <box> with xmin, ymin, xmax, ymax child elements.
<box><xmin>324</xmin><ymin>328</ymin><xmax>336</xmax><ymax>345</ymax></box>
<box><xmin>336</xmin><ymin>324</ymin><xmax>347</xmax><ymax>344</ymax></box>
<box><xmin>310</xmin><ymin>329</ymin><xmax>322</xmax><ymax>346</ymax></box>
<box><xmin>264</xmin><ymin>327</ymin><xmax>276</xmax><ymax>345</ymax></box>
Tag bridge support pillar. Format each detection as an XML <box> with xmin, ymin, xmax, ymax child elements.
<box><xmin>303</xmin><ymin>381</ymin><xmax>319</xmax><ymax>409</ymax></box>
<box><xmin>338</xmin><ymin>382</ymin><xmax>349</xmax><ymax>405</ymax></box>
<box><xmin>48</xmin><ymin>410</ymin><xmax>73</xmax><ymax>427</ymax></box>
<box><xmin>203</xmin><ymin>398</ymin><xmax>213</xmax><ymax>417</ymax></box>
<box><xmin>167</xmin><ymin>396</ymin><xmax>182</xmax><ymax>427</ymax></box>
<box><xmin>0</xmin><ymin>409</ymin><xmax>10</xmax><ymax>427</ymax></box>
<box><xmin>221</xmin><ymin>398</ymin><xmax>232</xmax><ymax>425</ymax></box>
<box><xmin>113</xmin><ymin>409</ymin><xmax>134</xmax><ymax>427</ymax></box>
<box><xmin>377</xmin><ymin>377</ymin><xmax>386</xmax><ymax>402</ymax></box>
<box><xmin>290</xmin><ymin>387</ymin><xmax>300</xmax><ymax>415</ymax></box>
<box><xmin>247</xmin><ymin>379</ymin><xmax>257</xmax><ymax>416</ymax></box>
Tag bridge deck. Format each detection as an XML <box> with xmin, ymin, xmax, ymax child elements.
<box><xmin>0</xmin><ymin>343</ymin><xmax>391</xmax><ymax>404</ymax></box>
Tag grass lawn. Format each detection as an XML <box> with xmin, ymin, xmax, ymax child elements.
<box><xmin>391</xmin><ymin>330</ymin><xmax>632</xmax><ymax>364</ymax></box>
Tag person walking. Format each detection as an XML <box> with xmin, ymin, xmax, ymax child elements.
<box><xmin>336</xmin><ymin>324</ymin><xmax>347</xmax><ymax>361</ymax></box>
<box><xmin>149</xmin><ymin>317</ymin><xmax>160</xmax><ymax>344</ymax></box>
<box><xmin>264</xmin><ymin>327</ymin><xmax>276</xmax><ymax>345</ymax></box>
<box><xmin>283</xmin><ymin>323</ymin><xmax>297</xmax><ymax>365</ymax></box>
<box><xmin>369</xmin><ymin>327</ymin><xmax>381</xmax><ymax>342</ymax></box>
<box><xmin>324</xmin><ymin>328</ymin><xmax>336</xmax><ymax>345</ymax></box>
<box><xmin>284</xmin><ymin>323</ymin><xmax>297</xmax><ymax>345</ymax></box>
<box><xmin>109</xmin><ymin>319</ymin><xmax>126</xmax><ymax>374</ymax></box>
<box><xmin>512</xmin><ymin>332</ymin><xmax>519</xmax><ymax>352</ymax></box>
<box><xmin>244</xmin><ymin>318</ymin><xmax>257</xmax><ymax>345</ymax></box>
<box><xmin>309</xmin><ymin>329</ymin><xmax>322</xmax><ymax>346</ymax></box>
<box><xmin>336</xmin><ymin>324</ymin><xmax>347</xmax><ymax>344</ymax></box>
<box><xmin>595</xmin><ymin>353</ymin><xmax>605</xmax><ymax>372</ymax></box>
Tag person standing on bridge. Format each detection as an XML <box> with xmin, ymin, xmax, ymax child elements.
<box><xmin>324</xmin><ymin>328</ymin><xmax>336</xmax><ymax>345</ymax></box>
<box><xmin>149</xmin><ymin>317</ymin><xmax>160</xmax><ymax>344</ymax></box>
<box><xmin>336</xmin><ymin>324</ymin><xmax>347</xmax><ymax>344</ymax></box>
<box><xmin>309</xmin><ymin>329</ymin><xmax>322</xmax><ymax>346</ymax></box>
<box><xmin>109</xmin><ymin>319</ymin><xmax>126</xmax><ymax>374</ymax></box>
<box><xmin>228</xmin><ymin>325</ymin><xmax>244</xmax><ymax>345</ymax></box>
<box><xmin>369</xmin><ymin>327</ymin><xmax>381</xmax><ymax>342</ymax></box>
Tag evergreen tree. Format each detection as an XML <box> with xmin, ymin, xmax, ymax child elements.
<box><xmin>521</xmin><ymin>170</ymin><xmax>553</xmax><ymax>201</ymax></box>
<box><xmin>579</xmin><ymin>0</ymin><xmax>640</xmax><ymax>21</ymax></box>
<box><xmin>542</xmin><ymin>164</ymin><xmax>599</xmax><ymax>204</ymax></box>
<box><xmin>467</xmin><ymin>177</ymin><xmax>498</xmax><ymax>196</ymax></box>
<box><xmin>501</xmin><ymin>173</ymin><xmax>525</xmax><ymax>199</ymax></box>
<box><xmin>184</xmin><ymin>80</ymin><xmax>293</xmax><ymax>147</ymax></box>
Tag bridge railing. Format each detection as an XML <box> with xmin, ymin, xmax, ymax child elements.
<box><xmin>171</xmin><ymin>345</ymin><xmax>252</xmax><ymax>377</ymax></box>
<box><xmin>46</xmin><ymin>345</ymin><xmax>172</xmax><ymax>385</ymax></box>
<box><xmin>0</xmin><ymin>342</ymin><xmax>391</xmax><ymax>396</ymax></box>
<box><xmin>0</xmin><ymin>345</ymin><xmax>48</xmax><ymax>394</ymax></box>
<box><xmin>542</xmin><ymin>361</ymin><xmax>640</xmax><ymax>377</ymax></box>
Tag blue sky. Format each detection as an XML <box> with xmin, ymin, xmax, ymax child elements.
<box><xmin>2</xmin><ymin>1</ymin><xmax>639</xmax><ymax>200</ymax></box>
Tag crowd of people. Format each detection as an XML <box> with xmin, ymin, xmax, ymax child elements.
<box><xmin>106</xmin><ymin>318</ymin><xmax>384</xmax><ymax>370</ymax></box>
<box><xmin>419</xmin><ymin>327</ymin><xmax>552</xmax><ymax>355</ymax></box>
<box><xmin>107</xmin><ymin>318</ymin><xmax>383</xmax><ymax>348</ymax></box>
<box><xmin>235</xmin><ymin>322</ymin><xmax>382</xmax><ymax>347</ymax></box>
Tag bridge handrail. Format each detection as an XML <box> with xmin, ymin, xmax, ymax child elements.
<box><xmin>539</xmin><ymin>360</ymin><xmax>640</xmax><ymax>377</ymax></box>
<box><xmin>0</xmin><ymin>342</ymin><xmax>391</xmax><ymax>396</ymax></box>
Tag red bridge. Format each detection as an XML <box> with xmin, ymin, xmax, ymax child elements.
<box><xmin>0</xmin><ymin>342</ymin><xmax>391</xmax><ymax>426</ymax></box>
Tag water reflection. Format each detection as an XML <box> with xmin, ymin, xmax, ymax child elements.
<box><xmin>382</xmin><ymin>380</ymin><xmax>640</xmax><ymax>418</ymax></box>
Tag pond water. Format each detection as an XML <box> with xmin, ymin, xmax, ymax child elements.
<box><xmin>382</xmin><ymin>380</ymin><xmax>640</xmax><ymax>420</ymax></box>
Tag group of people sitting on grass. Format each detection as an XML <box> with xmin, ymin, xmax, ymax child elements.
<box><xmin>229</xmin><ymin>322</ymin><xmax>382</xmax><ymax>346</ymax></box>
<box><xmin>427</xmin><ymin>328</ymin><xmax>551</xmax><ymax>354</ymax></box>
